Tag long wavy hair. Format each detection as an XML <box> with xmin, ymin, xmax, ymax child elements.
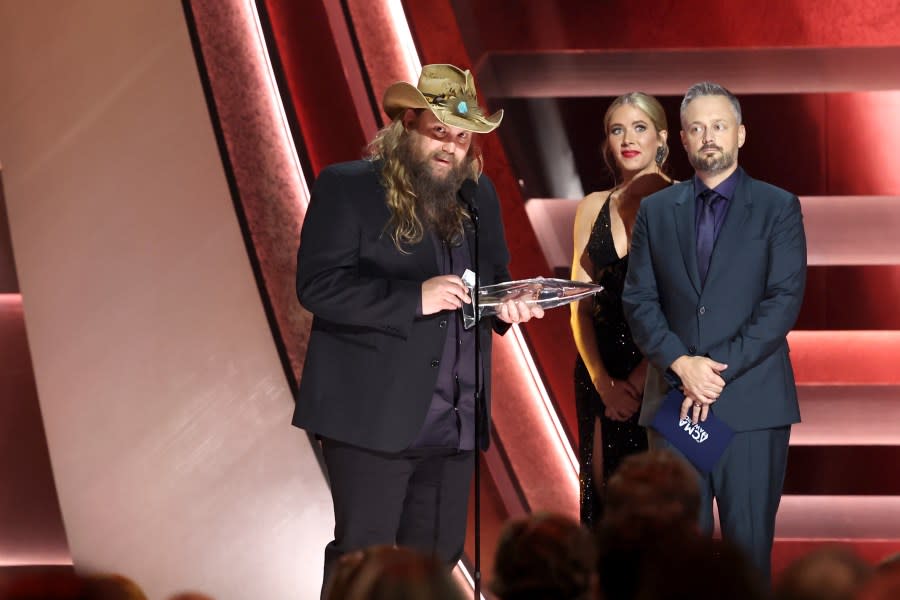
<box><xmin>367</xmin><ymin>114</ymin><xmax>484</xmax><ymax>250</ymax></box>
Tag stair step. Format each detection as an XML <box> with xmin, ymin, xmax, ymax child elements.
<box><xmin>784</xmin><ymin>385</ymin><xmax>900</xmax><ymax>495</ymax></box>
<box><xmin>775</xmin><ymin>496</ymin><xmax>900</xmax><ymax>540</ymax></box>
<box><xmin>784</xmin><ymin>447</ymin><xmax>900</xmax><ymax>495</ymax></box>
<box><xmin>793</xmin><ymin>385</ymin><xmax>900</xmax><ymax>445</ymax></box>
<box><xmin>799</xmin><ymin>265</ymin><xmax>900</xmax><ymax>330</ymax></box>
<box><xmin>789</xmin><ymin>331</ymin><xmax>900</xmax><ymax>385</ymax></box>
<box><xmin>803</xmin><ymin>196</ymin><xmax>900</xmax><ymax>266</ymax></box>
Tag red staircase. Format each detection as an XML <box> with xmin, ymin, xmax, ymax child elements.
<box><xmin>771</xmin><ymin>195</ymin><xmax>900</xmax><ymax>575</ymax></box>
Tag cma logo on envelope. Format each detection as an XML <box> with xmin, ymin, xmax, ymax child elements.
<box><xmin>677</xmin><ymin>417</ymin><xmax>709</xmax><ymax>443</ymax></box>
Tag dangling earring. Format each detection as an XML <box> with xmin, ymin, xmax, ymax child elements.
<box><xmin>655</xmin><ymin>145</ymin><xmax>667</xmax><ymax>166</ymax></box>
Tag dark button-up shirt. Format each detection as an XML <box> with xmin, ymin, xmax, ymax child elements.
<box><xmin>408</xmin><ymin>232</ymin><xmax>477</xmax><ymax>452</ymax></box>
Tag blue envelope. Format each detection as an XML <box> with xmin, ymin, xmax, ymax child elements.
<box><xmin>650</xmin><ymin>388</ymin><xmax>734</xmax><ymax>474</ymax></box>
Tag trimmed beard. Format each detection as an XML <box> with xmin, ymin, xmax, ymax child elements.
<box><xmin>689</xmin><ymin>144</ymin><xmax>736</xmax><ymax>174</ymax></box>
<box><xmin>397</xmin><ymin>133</ymin><xmax>473</xmax><ymax>245</ymax></box>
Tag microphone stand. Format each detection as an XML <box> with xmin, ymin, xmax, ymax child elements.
<box><xmin>469</xmin><ymin>199</ymin><xmax>482</xmax><ymax>600</ymax></box>
<box><xmin>458</xmin><ymin>178</ymin><xmax>482</xmax><ymax>600</ymax></box>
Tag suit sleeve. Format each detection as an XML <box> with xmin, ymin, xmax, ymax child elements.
<box><xmin>622</xmin><ymin>202</ymin><xmax>691</xmax><ymax>373</ymax></box>
<box><xmin>296</xmin><ymin>167</ymin><xmax>420</xmax><ymax>338</ymax></box>
<box><xmin>706</xmin><ymin>195</ymin><xmax>807</xmax><ymax>382</ymax></box>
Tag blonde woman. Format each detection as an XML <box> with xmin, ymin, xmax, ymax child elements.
<box><xmin>571</xmin><ymin>92</ymin><xmax>673</xmax><ymax>526</ymax></box>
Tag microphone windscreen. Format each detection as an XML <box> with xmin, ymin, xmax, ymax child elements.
<box><xmin>459</xmin><ymin>179</ymin><xmax>478</xmax><ymax>211</ymax></box>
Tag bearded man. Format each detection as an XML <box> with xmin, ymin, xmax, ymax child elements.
<box><xmin>623</xmin><ymin>81</ymin><xmax>807</xmax><ymax>585</ymax></box>
<box><xmin>293</xmin><ymin>64</ymin><xmax>543</xmax><ymax>596</ymax></box>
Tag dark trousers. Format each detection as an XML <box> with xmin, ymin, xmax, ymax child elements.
<box><xmin>649</xmin><ymin>425</ymin><xmax>791</xmax><ymax>585</ymax></box>
<box><xmin>319</xmin><ymin>439</ymin><xmax>474</xmax><ymax>597</ymax></box>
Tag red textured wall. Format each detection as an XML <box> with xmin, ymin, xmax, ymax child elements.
<box><xmin>191</xmin><ymin>0</ymin><xmax>315</xmax><ymax>382</ymax></box>
<box><xmin>262</xmin><ymin>0</ymin><xmax>368</xmax><ymax>174</ymax></box>
<box><xmin>449</xmin><ymin>0</ymin><xmax>900</xmax><ymax>54</ymax></box>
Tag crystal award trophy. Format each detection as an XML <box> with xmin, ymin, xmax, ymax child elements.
<box><xmin>460</xmin><ymin>269</ymin><xmax>603</xmax><ymax>329</ymax></box>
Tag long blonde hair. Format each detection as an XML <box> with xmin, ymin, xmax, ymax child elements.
<box><xmin>367</xmin><ymin>115</ymin><xmax>483</xmax><ymax>250</ymax></box>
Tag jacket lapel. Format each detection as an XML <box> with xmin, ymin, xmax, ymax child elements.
<box><xmin>673</xmin><ymin>183</ymin><xmax>702</xmax><ymax>294</ymax></box>
<box><xmin>411</xmin><ymin>231</ymin><xmax>440</xmax><ymax>277</ymax></box>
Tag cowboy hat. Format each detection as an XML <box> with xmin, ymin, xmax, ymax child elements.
<box><xmin>382</xmin><ymin>64</ymin><xmax>503</xmax><ymax>134</ymax></box>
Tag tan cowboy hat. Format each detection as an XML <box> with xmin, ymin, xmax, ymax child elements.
<box><xmin>382</xmin><ymin>64</ymin><xmax>503</xmax><ymax>134</ymax></box>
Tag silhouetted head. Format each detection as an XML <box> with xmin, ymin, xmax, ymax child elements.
<box><xmin>491</xmin><ymin>512</ymin><xmax>597</xmax><ymax>600</ymax></box>
<box><xmin>323</xmin><ymin>545</ymin><xmax>463</xmax><ymax>600</ymax></box>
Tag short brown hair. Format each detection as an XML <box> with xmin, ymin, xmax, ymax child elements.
<box><xmin>603</xmin><ymin>449</ymin><xmax>701</xmax><ymax>537</ymax></box>
<box><xmin>491</xmin><ymin>512</ymin><xmax>597</xmax><ymax>600</ymax></box>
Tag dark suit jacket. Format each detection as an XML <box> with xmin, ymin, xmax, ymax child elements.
<box><xmin>623</xmin><ymin>169</ymin><xmax>807</xmax><ymax>431</ymax></box>
<box><xmin>293</xmin><ymin>159</ymin><xmax>511</xmax><ymax>452</ymax></box>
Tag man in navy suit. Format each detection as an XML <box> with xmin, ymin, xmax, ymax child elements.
<box><xmin>294</xmin><ymin>64</ymin><xmax>543</xmax><ymax>596</ymax></box>
<box><xmin>622</xmin><ymin>82</ymin><xmax>807</xmax><ymax>583</ymax></box>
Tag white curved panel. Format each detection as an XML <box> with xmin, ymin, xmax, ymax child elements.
<box><xmin>0</xmin><ymin>2</ymin><xmax>332</xmax><ymax>598</ymax></box>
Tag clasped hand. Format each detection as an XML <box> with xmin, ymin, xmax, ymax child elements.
<box><xmin>594</xmin><ymin>376</ymin><xmax>641</xmax><ymax>421</ymax></box>
<box><xmin>671</xmin><ymin>355</ymin><xmax>728</xmax><ymax>424</ymax></box>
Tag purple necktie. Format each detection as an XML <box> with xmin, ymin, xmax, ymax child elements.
<box><xmin>697</xmin><ymin>190</ymin><xmax>723</xmax><ymax>286</ymax></box>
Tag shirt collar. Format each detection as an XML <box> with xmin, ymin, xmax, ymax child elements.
<box><xmin>694</xmin><ymin>167</ymin><xmax>742</xmax><ymax>202</ymax></box>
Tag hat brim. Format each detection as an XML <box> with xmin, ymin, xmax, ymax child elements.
<box><xmin>382</xmin><ymin>82</ymin><xmax>503</xmax><ymax>134</ymax></box>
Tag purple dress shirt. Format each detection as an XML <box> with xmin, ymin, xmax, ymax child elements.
<box><xmin>408</xmin><ymin>232</ymin><xmax>477</xmax><ymax>452</ymax></box>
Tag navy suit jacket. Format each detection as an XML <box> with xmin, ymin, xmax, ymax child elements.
<box><xmin>622</xmin><ymin>169</ymin><xmax>807</xmax><ymax>431</ymax></box>
<box><xmin>293</xmin><ymin>159</ymin><xmax>511</xmax><ymax>452</ymax></box>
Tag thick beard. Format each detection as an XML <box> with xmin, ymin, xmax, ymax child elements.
<box><xmin>397</xmin><ymin>134</ymin><xmax>472</xmax><ymax>244</ymax></box>
<box><xmin>689</xmin><ymin>145</ymin><xmax>736</xmax><ymax>174</ymax></box>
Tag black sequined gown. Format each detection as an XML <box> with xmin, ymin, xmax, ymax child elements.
<box><xmin>575</xmin><ymin>194</ymin><xmax>648</xmax><ymax>528</ymax></box>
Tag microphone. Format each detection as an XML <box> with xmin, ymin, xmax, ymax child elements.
<box><xmin>458</xmin><ymin>178</ymin><xmax>479</xmax><ymax>217</ymax></box>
